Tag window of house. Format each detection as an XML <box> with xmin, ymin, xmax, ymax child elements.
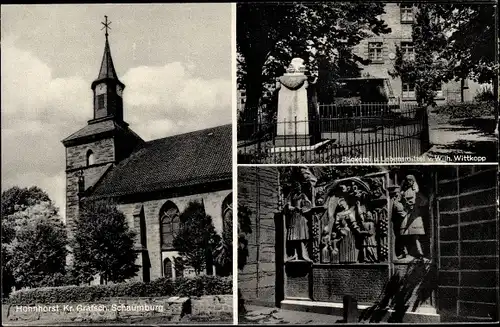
<box><xmin>86</xmin><ymin>150</ymin><xmax>95</xmax><ymax>166</ymax></box>
<box><xmin>401</xmin><ymin>4</ymin><xmax>414</xmax><ymax>23</ymax></box>
<box><xmin>402</xmin><ymin>81</ymin><xmax>416</xmax><ymax>98</ymax></box>
<box><xmin>435</xmin><ymin>84</ymin><xmax>443</xmax><ymax>97</ymax></box>
<box><xmin>160</xmin><ymin>201</ymin><xmax>180</xmax><ymax>250</ymax></box>
<box><xmin>368</xmin><ymin>42</ymin><xmax>383</xmax><ymax>62</ymax></box>
<box><xmin>401</xmin><ymin>42</ymin><xmax>414</xmax><ymax>60</ymax></box>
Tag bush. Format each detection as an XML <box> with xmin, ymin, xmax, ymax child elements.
<box><xmin>8</xmin><ymin>275</ymin><xmax>231</xmax><ymax>305</ymax></box>
<box><xmin>433</xmin><ymin>101</ymin><xmax>495</xmax><ymax>119</ymax></box>
<box><xmin>474</xmin><ymin>86</ymin><xmax>495</xmax><ymax>102</ymax></box>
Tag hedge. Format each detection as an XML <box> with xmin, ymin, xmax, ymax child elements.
<box><xmin>432</xmin><ymin>101</ymin><xmax>495</xmax><ymax>119</ymax></box>
<box><xmin>8</xmin><ymin>275</ymin><xmax>232</xmax><ymax>305</ymax></box>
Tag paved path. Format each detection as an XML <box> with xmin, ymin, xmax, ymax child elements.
<box><xmin>239</xmin><ymin>305</ymin><xmax>343</xmax><ymax>325</ymax></box>
<box><xmin>424</xmin><ymin>111</ymin><xmax>497</xmax><ymax>162</ymax></box>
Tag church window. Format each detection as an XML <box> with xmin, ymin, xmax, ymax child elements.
<box><xmin>86</xmin><ymin>150</ymin><xmax>95</xmax><ymax>166</ymax></box>
<box><xmin>160</xmin><ymin>201</ymin><xmax>180</xmax><ymax>250</ymax></box>
<box><xmin>163</xmin><ymin>258</ymin><xmax>173</xmax><ymax>279</ymax></box>
<box><xmin>221</xmin><ymin>193</ymin><xmax>232</xmax><ymax>235</ymax></box>
<box><xmin>97</xmin><ymin>94</ymin><xmax>105</xmax><ymax>109</ymax></box>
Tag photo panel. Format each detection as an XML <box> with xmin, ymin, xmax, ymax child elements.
<box><xmin>237</xmin><ymin>165</ymin><xmax>498</xmax><ymax>323</ymax></box>
<box><xmin>236</xmin><ymin>2</ymin><xmax>498</xmax><ymax>164</ymax></box>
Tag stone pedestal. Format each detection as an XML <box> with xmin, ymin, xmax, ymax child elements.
<box><xmin>275</xmin><ymin>58</ymin><xmax>312</xmax><ymax>147</ymax></box>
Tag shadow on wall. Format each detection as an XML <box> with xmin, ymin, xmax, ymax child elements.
<box><xmin>359</xmin><ymin>258</ymin><xmax>437</xmax><ymax>323</ymax></box>
<box><xmin>238</xmin><ymin>204</ymin><xmax>253</xmax><ymax>316</ymax></box>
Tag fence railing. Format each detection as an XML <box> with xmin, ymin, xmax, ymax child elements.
<box><xmin>237</xmin><ymin>102</ymin><xmax>429</xmax><ymax>164</ymax></box>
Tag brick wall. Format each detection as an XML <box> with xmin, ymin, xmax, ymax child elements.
<box><xmin>436</xmin><ymin>165</ymin><xmax>498</xmax><ymax>321</ymax></box>
<box><xmin>238</xmin><ymin>167</ymin><xmax>280</xmax><ymax>306</ymax></box>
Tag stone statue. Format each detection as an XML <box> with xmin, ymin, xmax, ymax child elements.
<box><xmin>337</xmin><ymin>214</ymin><xmax>357</xmax><ymax>263</ymax></box>
<box><xmin>393</xmin><ymin>175</ymin><xmax>425</xmax><ymax>260</ymax></box>
<box><xmin>285</xmin><ymin>182</ymin><xmax>313</xmax><ymax>262</ymax></box>
<box><xmin>360</xmin><ymin>211</ymin><xmax>378</xmax><ymax>263</ymax></box>
<box><xmin>320</xmin><ymin>226</ymin><xmax>333</xmax><ymax>263</ymax></box>
<box><xmin>334</xmin><ymin>197</ymin><xmax>359</xmax><ymax>263</ymax></box>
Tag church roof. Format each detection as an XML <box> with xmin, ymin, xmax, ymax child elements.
<box><xmin>97</xmin><ymin>37</ymin><xmax>119</xmax><ymax>81</ymax></box>
<box><xmin>62</xmin><ymin>120</ymin><xmax>117</xmax><ymax>143</ymax></box>
<box><xmin>88</xmin><ymin>124</ymin><xmax>232</xmax><ymax>198</ymax></box>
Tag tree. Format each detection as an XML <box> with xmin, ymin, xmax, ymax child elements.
<box><xmin>389</xmin><ymin>4</ymin><xmax>449</xmax><ymax>106</ymax></box>
<box><xmin>432</xmin><ymin>4</ymin><xmax>496</xmax><ymax>85</ymax></box>
<box><xmin>4</xmin><ymin>201</ymin><xmax>68</xmax><ymax>289</ymax></box>
<box><xmin>213</xmin><ymin>207</ymin><xmax>233</xmax><ymax>277</ymax></box>
<box><xmin>72</xmin><ymin>200</ymin><xmax>139</xmax><ymax>284</ymax></box>
<box><xmin>390</xmin><ymin>3</ymin><xmax>497</xmax><ymax>107</ymax></box>
<box><xmin>173</xmin><ymin>201</ymin><xmax>219</xmax><ymax>275</ymax></box>
<box><xmin>1</xmin><ymin>186</ymin><xmax>66</xmax><ymax>296</ymax></box>
<box><xmin>237</xmin><ymin>2</ymin><xmax>391</xmax><ymax>121</ymax></box>
<box><xmin>1</xmin><ymin>186</ymin><xmax>50</xmax><ymax>216</ymax></box>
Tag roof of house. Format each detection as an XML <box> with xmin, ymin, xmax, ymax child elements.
<box><xmin>89</xmin><ymin>124</ymin><xmax>232</xmax><ymax>198</ymax></box>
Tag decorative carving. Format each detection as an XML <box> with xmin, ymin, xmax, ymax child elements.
<box><xmin>287</xmin><ymin>58</ymin><xmax>307</xmax><ymax>74</ymax></box>
<box><xmin>285</xmin><ymin>182</ymin><xmax>313</xmax><ymax>262</ymax></box>
<box><xmin>282</xmin><ymin>169</ymin><xmax>391</xmax><ymax>265</ymax></box>
<box><xmin>392</xmin><ymin>174</ymin><xmax>425</xmax><ymax>261</ymax></box>
<box><xmin>316</xmin><ymin>176</ymin><xmax>389</xmax><ymax>264</ymax></box>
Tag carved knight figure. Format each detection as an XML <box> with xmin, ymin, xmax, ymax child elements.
<box><xmin>285</xmin><ymin>182</ymin><xmax>313</xmax><ymax>262</ymax></box>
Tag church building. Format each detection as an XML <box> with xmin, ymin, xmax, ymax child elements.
<box><xmin>62</xmin><ymin>29</ymin><xmax>232</xmax><ymax>282</ymax></box>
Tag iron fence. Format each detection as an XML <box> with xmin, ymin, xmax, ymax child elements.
<box><xmin>237</xmin><ymin>102</ymin><xmax>430</xmax><ymax>164</ymax></box>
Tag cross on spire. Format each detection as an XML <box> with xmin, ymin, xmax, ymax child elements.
<box><xmin>101</xmin><ymin>15</ymin><xmax>111</xmax><ymax>38</ymax></box>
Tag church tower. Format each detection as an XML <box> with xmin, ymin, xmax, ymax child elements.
<box><xmin>62</xmin><ymin>16</ymin><xmax>144</xmax><ymax>238</ymax></box>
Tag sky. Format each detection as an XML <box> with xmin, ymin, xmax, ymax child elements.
<box><xmin>1</xmin><ymin>4</ymin><xmax>232</xmax><ymax>219</ymax></box>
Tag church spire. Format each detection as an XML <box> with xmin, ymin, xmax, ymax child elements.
<box><xmin>97</xmin><ymin>36</ymin><xmax>119</xmax><ymax>80</ymax></box>
<box><xmin>93</xmin><ymin>16</ymin><xmax>121</xmax><ymax>85</ymax></box>
<box><xmin>90</xmin><ymin>16</ymin><xmax>125</xmax><ymax>123</ymax></box>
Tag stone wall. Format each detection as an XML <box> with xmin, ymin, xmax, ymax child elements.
<box><xmin>65</xmin><ymin>137</ymin><xmax>116</xmax><ymax>237</ymax></box>
<box><xmin>238</xmin><ymin>167</ymin><xmax>280</xmax><ymax>306</ymax></box>
<box><xmin>6</xmin><ymin>296</ymin><xmax>190</xmax><ymax>323</ymax></box>
<box><xmin>190</xmin><ymin>295</ymin><xmax>233</xmax><ymax>315</ymax></box>
<box><xmin>436</xmin><ymin>165</ymin><xmax>498</xmax><ymax>321</ymax></box>
<box><xmin>117</xmin><ymin>188</ymin><xmax>232</xmax><ymax>281</ymax></box>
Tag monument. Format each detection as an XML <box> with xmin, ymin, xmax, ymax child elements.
<box><xmin>279</xmin><ymin>167</ymin><xmax>435</xmax><ymax>320</ymax></box>
<box><xmin>275</xmin><ymin>58</ymin><xmax>311</xmax><ymax>147</ymax></box>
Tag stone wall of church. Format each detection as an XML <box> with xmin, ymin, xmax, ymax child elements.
<box><xmin>436</xmin><ymin>165</ymin><xmax>498</xmax><ymax>321</ymax></box>
<box><xmin>238</xmin><ymin>167</ymin><xmax>280</xmax><ymax>307</ymax></box>
<box><xmin>117</xmin><ymin>188</ymin><xmax>232</xmax><ymax>282</ymax></box>
<box><xmin>65</xmin><ymin>137</ymin><xmax>115</xmax><ymax>236</ymax></box>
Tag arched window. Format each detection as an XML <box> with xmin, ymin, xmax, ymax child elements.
<box><xmin>86</xmin><ymin>150</ymin><xmax>95</xmax><ymax>166</ymax></box>
<box><xmin>160</xmin><ymin>201</ymin><xmax>180</xmax><ymax>250</ymax></box>
<box><xmin>221</xmin><ymin>193</ymin><xmax>232</xmax><ymax>234</ymax></box>
<box><xmin>163</xmin><ymin>258</ymin><xmax>173</xmax><ymax>279</ymax></box>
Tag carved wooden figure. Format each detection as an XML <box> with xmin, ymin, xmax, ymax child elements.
<box><xmin>285</xmin><ymin>183</ymin><xmax>313</xmax><ymax>262</ymax></box>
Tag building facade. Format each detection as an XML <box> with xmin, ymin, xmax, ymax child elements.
<box><xmin>353</xmin><ymin>3</ymin><xmax>474</xmax><ymax>104</ymax></box>
<box><xmin>238</xmin><ymin>165</ymin><xmax>498</xmax><ymax>322</ymax></box>
<box><xmin>62</xmin><ymin>34</ymin><xmax>232</xmax><ymax>282</ymax></box>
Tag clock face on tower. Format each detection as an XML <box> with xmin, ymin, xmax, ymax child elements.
<box><xmin>96</xmin><ymin>83</ymin><xmax>107</xmax><ymax>95</ymax></box>
<box><xmin>116</xmin><ymin>85</ymin><xmax>123</xmax><ymax>97</ymax></box>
